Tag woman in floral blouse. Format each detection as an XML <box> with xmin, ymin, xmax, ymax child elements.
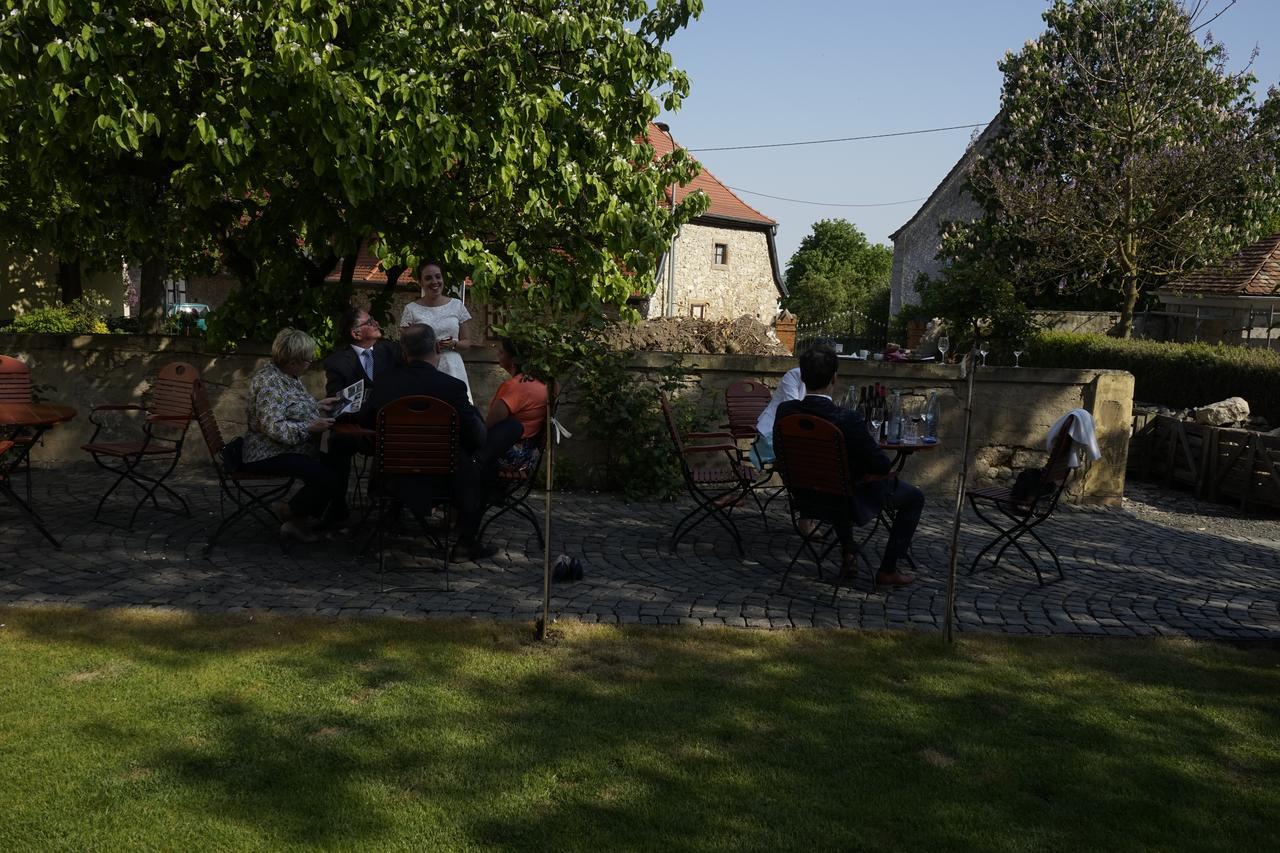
<box><xmin>240</xmin><ymin>328</ymin><xmax>344</xmax><ymax>542</ymax></box>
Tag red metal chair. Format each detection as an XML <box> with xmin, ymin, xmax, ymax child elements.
<box><xmin>773</xmin><ymin>413</ymin><xmax>875</xmax><ymax>601</ymax></box>
<box><xmin>81</xmin><ymin>361</ymin><xmax>201</xmax><ymax>528</ymax></box>
<box><xmin>0</xmin><ymin>355</ymin><xmax>36</xmax><ymax>501</ymax></box>
<box><xmin>193</xmin><ymin>382</ymin><xmax>296</xmax><ymax>555</ymax></box>
<box><xmin>967</xmin><ymin>413</ymin><xmax>1080</xmax><ymax>585</ymax></box>
<box><xmin>724</xmin><ymin>378</ymin><xmax>783</xmax><ymax>511</ymax></box>
<box><xmin>660</xmin><ymin>393</ymin><xmax>758</xmax><ymax>557</ymax></box>
<box><xmin>373</xmin><ymin>395</ymin><xmax>460</xmax><ymax>591</ymax></box>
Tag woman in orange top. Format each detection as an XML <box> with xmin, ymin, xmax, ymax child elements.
<box><xmin>484</xmin><ymin>337</ymin><xmax>547</xmax><ymax>470</ymax></box>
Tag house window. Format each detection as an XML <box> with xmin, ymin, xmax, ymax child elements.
<box><xmin>713</xmin><ymin>243</ymin><xmax>729</xmax><ymax>267</ymax></box>
<box><xmin>690</xmin><ymin>301</ymin><xmax>709</xmax><ymax>319</ymax></box>
<box><xmin>165</xmin><ymin>277</ymin><xmax>187</xmax><ymax>306</ymax></box>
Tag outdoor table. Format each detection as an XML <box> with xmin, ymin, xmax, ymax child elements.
<box><xmin>858</xmin><ymin>438</ymin><xmax>941</xmax><ymax>569</ymax></box>
<box><xmin>0</xmin><ymin>402</ymin><xmax>77</xmax><ymax>548</ymax></box>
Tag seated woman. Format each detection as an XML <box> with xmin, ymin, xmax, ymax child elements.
<box><xmin>483</xmin><ymin>337</ymin><xmax>547</xmax><ymax>471</ymax></box>
<box><xmin>240</xmin><ymin>328</ymin><xmax>345</xmax><ymax>542</ymax></box>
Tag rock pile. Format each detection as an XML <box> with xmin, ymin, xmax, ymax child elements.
<box><xmin>604</xmin><ymin>316</ymin><xmax>790</xmax><ymax>356</ymax></box>
<box><xmin>1136</xmin><ymin>397</ymin><xmax>1273</xmax><ymax>433</ymax></box>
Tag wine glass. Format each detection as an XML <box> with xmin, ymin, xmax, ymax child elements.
<box><xmin>978</xmin><ymin>343</ymin><xmax>990</xmax><ymax>367</ymax></box>
<box><xmin>937</xmin><ymin>335</ymin><xmax>950</xmax><ymax>363</ymax></box>
<box><xmin>1013</xmin><ymin>341</ymin><xmax>1025</xmax><ymax>368</ymax></box>
<box><xmin>869</xmin><ymin>408</ymin><xmax>883</xmax><ymax>440</ymax></box>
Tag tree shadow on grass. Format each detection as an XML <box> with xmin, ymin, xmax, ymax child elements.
<box><xmin>5</xmin><ymin>610</ymin><xmax>1279</xmax><ymax>851</ymax></box>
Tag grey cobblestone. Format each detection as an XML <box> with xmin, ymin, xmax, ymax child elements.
<box><xmin>2</xmin><ymin>467</ymin><xmax>1278</xmax><ymax>639</ymax></box>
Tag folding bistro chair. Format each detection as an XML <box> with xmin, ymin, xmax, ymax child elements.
<box><xmin>0</xmin><ymin>356</ymin><xmax>36</xmax><ymax>501</ymax></box>
<box><xmin>194</xmin><ymin>383</ymin><xmax>296</xmax><ymax>555</ymax></box>
<box><xmin>967</xmin><ymin>413</ymin><xmax>1081</xmax><ymax>585</ymax></box>
<box><xmin>773</xmin><ymin>413</ymin><xmax>875</xmax><ymax>602</ymax></box>
<box><xmin>372</xmin><ymin>395</ymin><xmax>459</xmax><ymax>592</ymax></box>
<box><xmin>81</xmin><ymin>361</ymin><xmax>201</xmax><ymax>528</ymax></box>
<box><xmin>660</xmin><ymin>393</ymin><xmax>758</xmax><ymax>557</ymax></box>
<box><xmin>478</xmin><ymin>427</ymin><xmax>546</xmax><ymax>549</ymax></box>
<box><xmin>724</xmin><ymin>378</ymin><xmax>783</xmax><ymax>509</ymax></box>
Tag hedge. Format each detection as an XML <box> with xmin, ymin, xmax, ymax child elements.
<box><xmin>1028</xmin><ymin>331</ymin><xmax>1280</xmax><ymax>425</ymax></box>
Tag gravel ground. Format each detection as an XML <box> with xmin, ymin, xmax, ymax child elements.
<box><xmin>1121</xmin><ymin>478</ymin><xmax>1280</xmax><ymax>543</ymax></box>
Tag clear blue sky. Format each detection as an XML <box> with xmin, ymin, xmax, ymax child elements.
<box><xmin>657</xmin><ymin>0</ymin><xmax>1280</xmax><ymax>267</ymax></box>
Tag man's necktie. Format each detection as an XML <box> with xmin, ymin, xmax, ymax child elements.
<box><xmin>361</xmin><ymin>348</ymin><xmax>373</xmax><ymax>380</ymax></box>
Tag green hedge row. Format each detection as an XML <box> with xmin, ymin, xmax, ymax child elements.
<box><xmin>1028</xmin><ymin>331</ymin><xmax>1280</xmax><ymax>424</ymax></box>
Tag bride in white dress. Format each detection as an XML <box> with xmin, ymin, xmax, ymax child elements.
<box><xmin>399</xmin><ymin>261</ymin><xmax>474</xmax><ymax>401</ymax></box>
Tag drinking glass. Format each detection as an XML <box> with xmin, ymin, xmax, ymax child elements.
<box><xmin>937</xmin><ymin>335</ymin><xmax>950</xmax><ymax>362</ymax></box>
<box><xmin>869</xmin><ymin>412</ymin><xmax>883</xmax><ymax>440</ymax></box>
<box><xmin>978</xmin><ymin>344</ymin><xmax>990</xmax><ymax>367</ymax></box>
<box><xmin>902</xmin><ymin>401</ymin><xmax>920</xmax><ymax>444</ymax></box>
<box><xmin>1013</xmin><ymin>340</ymin><xmax>1026</xmax><ymax>368</ymax></box>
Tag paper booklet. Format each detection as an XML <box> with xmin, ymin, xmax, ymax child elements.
<box><xmin>332</xmin><ymin>379</ymin><xmax>365</xmax><ymax>417</ymax></box>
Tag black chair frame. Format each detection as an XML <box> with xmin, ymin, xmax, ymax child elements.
<box><xmin>477</xmin><ymin>431</ymin><xmax>546</xmax><ymax>550</ymax></box>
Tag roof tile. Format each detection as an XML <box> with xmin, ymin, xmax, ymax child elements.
<box><xmin>646</xmin><ymin>124</ymin><xmax>776</xmax><ymax>227</ymax></box>
<box><xmin>1162</xmin><ymin>233</ymin><xmax>1280</xmax><ymax>297</ymax></box>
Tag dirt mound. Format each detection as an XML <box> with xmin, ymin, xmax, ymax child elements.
<box><xmin>605</xmin><ymin>316</ymin><xmax>789</xmax><ymax>356</ymax></box>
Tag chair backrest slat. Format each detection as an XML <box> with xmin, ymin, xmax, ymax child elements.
<box><xmin>191</xmin><ymin>380</ymin><xmax>225</xmax><ymax>459</ymax></box>
<box><xmin>659</xmin><ymin>394</ymin><xmax>686</xmax><ymax>455</ymax></box>
<box><xmin>0</xmin><ymin>355</ymin><xmax>34</xmax><ymax>403</ymax></box>
<box><xmin>724</xmin><ymin>379</ymin><xmax>772</xmax><ymax>441</ymax></box>
<box><xmin>1044</xmin><ymin>414</ymin><xmax>1078</xmax><ymax>485</ymax></box>
<box><xmin>377</xmin><ymin>395</ymin><xmax>458</xmax><ymax>477</ymax></box>
<box><xmin>148</xmin><ymin>362</ymin><xmax>201</xmax><ymax>419</ymax></box>
<box><xmin>774</xmin><ymin>414</ymin><xmax>854</xmax><ymax>498</ymax></box>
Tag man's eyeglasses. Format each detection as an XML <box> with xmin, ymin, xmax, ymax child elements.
<box><xmin>352</xmin><ymin>317</ymin><xmax>379</xmax><ymax>330</ymax></box>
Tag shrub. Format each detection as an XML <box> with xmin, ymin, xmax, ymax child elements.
<box><xmin>1029</xmin><ymin>331</ymin><xmax>1280</xmax><ymax>423</ymax></box>
<box><xmin>3</xmin><ymin>294</ymin><xmax>111</xmax><ymax>335</ymax></box>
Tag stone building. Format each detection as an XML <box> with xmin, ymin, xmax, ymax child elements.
<box><xmin>639</xmin><ymin>123</ymin><xmax>786</xmax><ymax>322</ymax></box>
<box><xmin>888</xmin><ymin>115</ymin><xmax>1001</xmax><ymax>318</ymax></box>
<box><xmin>1155</xmin><ymin>232</ymin><xmax>1280</xmax><ymax>350</ymax></box>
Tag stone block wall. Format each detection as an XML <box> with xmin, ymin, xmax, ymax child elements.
<box><xmin>641</xmin><ymin>222</ymin><xmax>780</xmax><ymax>322</ymax></box>
<box><xmin>2</xmin><ymin>333</ymin><xmax>1132</xmax><ymax>504</ymax></box>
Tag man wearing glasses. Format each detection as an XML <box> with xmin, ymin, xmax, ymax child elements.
<box><xmin>324</xmin><ymin>305</ymin><xmax>403</xmax><ymax>406</ymax></box>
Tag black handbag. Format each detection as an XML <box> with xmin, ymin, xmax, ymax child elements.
<box><xmin>1010</xmin><ymin>466</ymin><xmax>1052</xmax><ymax>504</ymax></box>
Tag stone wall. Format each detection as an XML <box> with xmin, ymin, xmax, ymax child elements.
<box><xmin>889</xmin><ymin>118</ymin><xmax>1001</xmax><ymax>318</ymax></box>
<box><xmin>640</xmin><ymin>222</ymin><xmax>781</xmax><ymax>323</ymax></box>
<box><xmin>2</xmin><ymin>333</ymin><xmax>1132</xmax><ymax>504</ymax></box>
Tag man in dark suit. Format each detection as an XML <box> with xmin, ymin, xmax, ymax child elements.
<box><xmin>775</xmin><ymin>344</ymin><xmax>923</xmax><ymax>587</ymax></box>
<box><xmin>364</xmin><ymin>323</ymin><xmax>493</xmax><ymax>560</ymax></box>
<box><xmin>321</xmin><ymin>305</ymin><xmax>403</xmax><ymax>523</ymax></box>
<box><xmin>323</xmin><ymin>305</ymin><xmax>402</xmax><ymax>406</ymax></box>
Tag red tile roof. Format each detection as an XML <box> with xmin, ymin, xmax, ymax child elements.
<box><xmin>646</xmin><ymin>124</ymin><xmax>777</xmax><ymax>227</ymax></box>
<box><xmin>1161</xmin><ymin>233</ymin><xmax>1280</xmax><ymax>297</ymax></box>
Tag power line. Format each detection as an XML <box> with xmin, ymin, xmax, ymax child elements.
<box><xmin>727</xmin><ymin>186</ymin><xmax>929</xmax><ymax>208</ymax></box>
<box><xmin>687</xmin><ymin>122</ymin><xmax>987</xmax><ymax>152</ymax></box>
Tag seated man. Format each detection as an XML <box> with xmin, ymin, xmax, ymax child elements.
<box><xmin>775</xmin><ymin>344</ymin><xmax>923</xmax><ymax>587</ymax></box>
<box><xmin>750</xmin><ymin>361</ymin><xmax>804</xmax><ymax>469</ymax></box>
<box><xmin>362</xmin><ymin>323</ymin><xmax>493</xmax><ymax>560</ymax></box>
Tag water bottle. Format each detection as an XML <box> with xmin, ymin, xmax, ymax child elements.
<box><xmin>887</xmin><ymin>389</ymin><xmax>903</xmax><ymax>443</ymax></box>
<box><xmin>924</xmin><ymin>391</ymin><xmax>939</xmax><ymax>442</ymax></box>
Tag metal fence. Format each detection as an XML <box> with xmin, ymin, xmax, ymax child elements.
<box><xmin>1134</xmin><ymin>307</ymin><xmax>1280</xmax><ymax>350</ymax></box>
<box><xmin>794</xmin><ymin>308</ymin><xmax>888</xmax><ymax>356</ymax></box>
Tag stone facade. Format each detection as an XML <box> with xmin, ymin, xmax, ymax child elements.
<box><xmin>889</xmin><ymin>117</ymin><xmax>1001</xmax><ymax>318</ymax></box>
<box><xmin>1</xmin><ymin>248</ymin><xmax>127</xmax><ymax>322</ymax></box>
<box><xmin>2</xmin><ymin>332</ymin><xmax>1132</xmax><ymax>504</ymax></box>
<box><xmin>639</xmin><ymin>221</ymin><xmax>783</xmax><ymax>323</ymax></box>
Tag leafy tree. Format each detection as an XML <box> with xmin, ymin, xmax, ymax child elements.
<box><xmin>0</xmin><ymin>0</ymin><xmax>706</xmax><ymax>341</ymax></box>
<box><xmin>782</xmin><ymin>219</ymin><xmax>891</xmax><ymax>323</ymax></box>
<box><xmin>961</xmin><ymin>0</ymin><xmax>1280</xmax><ymax>337</ymax></box>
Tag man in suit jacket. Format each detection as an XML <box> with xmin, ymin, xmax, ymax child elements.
<box><xmin>323</xmin><ymin>305</ymin><xmax>403</xmax><ymax>405</ymax></box>
<box><xmin>364</xmin><ymin>322</ymin><xmax>493</xmax><ymax>560</ymax></box>
<box><xmin>775</xmin><ymin>344</ymin><xmax>923</xmax><ymax>587</ymax></box>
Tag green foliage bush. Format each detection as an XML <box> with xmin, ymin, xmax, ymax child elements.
<box><xmin>1029</xmin><ymin>331</ymin><xmax>1280</xmax><ymax>422</ymax></box>
<box><xmin>571</xmin><ymin>350</ymin><xmax>711</xmax><ymax>501</ymax></box>
<box><xmin>3</xmin><ymin>294</ymin><xmax>110</xmax><ymax>335</ymax></box>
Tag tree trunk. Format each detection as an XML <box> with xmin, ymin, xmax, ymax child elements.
<box><xmin>57</xmin><ymin>258</ymin><xmax>83</xmax><ymax>304</ymax></box>
<box><xmin>1117</xmin><ymin>274</ymin><xmax>1140</xmax><ymax>339</ymax></box>
<box><xmin>139</xmin><ymin>257</ymin><xmax>168</xmax><ymax>333</ymax></box>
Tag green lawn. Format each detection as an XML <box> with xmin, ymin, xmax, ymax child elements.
<box><xmin>1</xmin><ymin>608</ymin><xmax>1277</xmax><ymax>852</ymax></box>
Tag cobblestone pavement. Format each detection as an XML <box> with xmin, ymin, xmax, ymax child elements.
<box><xmin>2</xmin><ymin>466</ymin><xmax>1277</xmax><ymax>639</ymax></box>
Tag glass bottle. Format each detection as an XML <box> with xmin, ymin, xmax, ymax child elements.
<box><xmin>924</xmin><ymin>391</ymin><xmax>940</xmax><ymax>442</ymax></box>
<box><xmin>887</xmin><ymin>389</ymin><xmax>904</xmax><ymax>443</ymax></box>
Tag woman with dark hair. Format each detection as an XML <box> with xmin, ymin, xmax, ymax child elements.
<box><xmin>484</xmin><ymin>337</ymin><xmax>547</xmax><ymax>470</ymax></box>
<box><xmin>399</xmin><ymin>261</ymin><xmax>474</xmax><ymax>400</ymax></box>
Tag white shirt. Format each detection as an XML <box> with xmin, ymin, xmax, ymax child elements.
<box><xmin>352</xmin><ymin>344</ymin><xmax>375</xmax><ymax>380</ymax></box>
<box><xmin>755</xmin><ymin>367</ymin><xmax>806</xmax><ymax>437</ymax></box>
